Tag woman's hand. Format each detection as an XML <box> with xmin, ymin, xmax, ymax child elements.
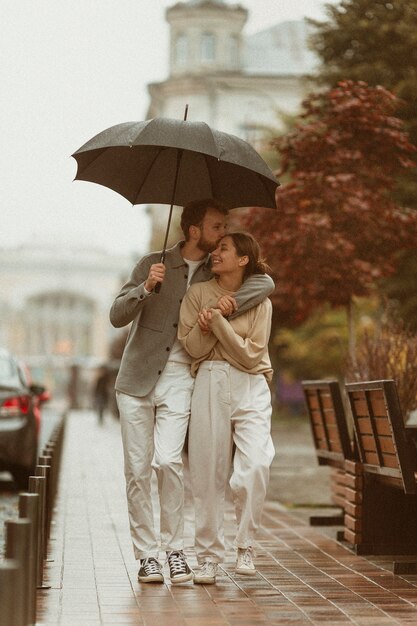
<box><xmin>216</xmin><ymin>295</ymin><xmax>237</xmax><ymax>317</ymax></box>
<box><xmin>198</xmin><ymin>308</ymin><xmax>212</xmax><ymax>334</ymax></box>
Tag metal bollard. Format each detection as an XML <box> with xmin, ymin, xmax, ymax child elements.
<box><xmin>0</xmin><ymin>559</ymin><xmax>20</xmax><ymax>626</ymax></box>
<box><xmin>38</xmin><ymin>454</ymin><xmax>52</xmax><ymax>466</ymax></box>
<box><xmin>28</xmin><ymin>475</ymin><xmax>48</xmax><ymax>588</ymax></box>
<box><xmin>37</xmin><ymin>457</ymin><xmax>53</xmax><ymax>537</ymax></box>
<box><xmin>35</xmin><ymin>465</ymin><xmax>51</xmax><ymax>548</ymax></box>
<box><xmin>19</xmin><ymin>493</ymin><xmax>39</xmax><ymax>626</ymax></box>
<box><xmin>43</xmin><ymin>447</ymin><xmax>58</xmax><ymax>526</ymax></box>
<box><xmin>5</xmin><ymin>519</ymin><xmax>31</xmax><ymax>626</ymax></box>
<box><xmin>43</xmin><ymin>443</ymin><xmax>56</xmax><ymax>478</ymax></box>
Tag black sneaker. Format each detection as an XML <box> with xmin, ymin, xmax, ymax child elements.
<box><xmin>138</xmin><ymin>557</ymin><xmax>164</xmax><ymax>583</ymax></box>
<box><xmin>167</xmin><ymin>550</ymin><xmax>193</xmax><ymax>584</ymax></box>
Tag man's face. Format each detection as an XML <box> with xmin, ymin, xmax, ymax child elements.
<box><xmin>196</xmin><ymin>208</ymin><xmax>228</xmax><ymax>253</ymax></box>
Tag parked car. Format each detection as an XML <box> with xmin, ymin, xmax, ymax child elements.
<box><xmin>0</xmin><ymin>348</ymin><xmax>50</xmax><ymax>488</ymax></box>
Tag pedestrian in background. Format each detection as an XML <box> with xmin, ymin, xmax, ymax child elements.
<box><xmin>93</xmin><ymin>365</ymin><xmax>109</xmax><ymax>425</ymax></box>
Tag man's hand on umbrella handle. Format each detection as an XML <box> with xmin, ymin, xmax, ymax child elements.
<box><xmin>216</xmin><ymin>295</ymin><xmax>237</xmax><ymax>317</ymax></box>
<box><xmin>144</xmin><ymin>263</ymin><xmax>166</xmax><ymax>292</ymax></box>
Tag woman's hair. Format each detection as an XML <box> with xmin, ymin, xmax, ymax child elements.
<box><xmin>225</xmin><ymin>231</ymin><xmax>270</xmax><ymax>279</ymax></box>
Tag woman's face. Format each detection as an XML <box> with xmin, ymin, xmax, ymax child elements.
<box><xmin>211</xmin><ymin>236</ymin><xmax>246</xmax><ymax>275</ymax></box>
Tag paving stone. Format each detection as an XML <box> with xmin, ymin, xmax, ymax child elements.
<box><xmin>36</xmin><ymin>411</ymin><xmax>417</xmax><ymax>625</ymax></box>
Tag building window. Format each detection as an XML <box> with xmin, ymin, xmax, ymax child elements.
<box><xmin>229</xmin><ymin>35</ymin><xmax>239</xmax><ymax>65</ymax></box>
<box><xmin>239</xmin><ymin>123</ymin><xmax>267</xmax><ymax>150</ymax></box>
<box><xmin>175</xmin><ymin>33</ymin><xmax>188</xmax><ymax>65</ymax></box>
<box><xmin>201</xmin><ymin>32</ymin><xmax>216</xmax><ymax>62</ymax></box>
<box><xmin>25</xmin><ymin>291</ymin><xmax>95</xmax><ymax>357</ymax></box>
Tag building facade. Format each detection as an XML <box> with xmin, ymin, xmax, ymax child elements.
<box><xmin>1</xmin><ymin>1</ymin><xmax>318</xmax><ymax>396</ymax></box>
<box><xmin>148</xmin><ymin>0</ymin><xmax>317</xmax><ymax>138</ymax></box>
<box><xmin>146</xmin><ymin>0</ymin><xmax>317</xmax><ymax>246</ymax></box>
<box><xmin>0</xmin><ymin>244</ymin><xmax>133</xmax><ymax>397</ymax></box>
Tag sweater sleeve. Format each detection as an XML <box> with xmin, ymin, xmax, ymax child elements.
<box><xmin>178</xmin><ymin>286</ymin><xmax>218</xmax><ymax>358</ymax></box>
<box><xmin>209</xmin><ymin>299</ymin><xmax>272</xmax><ymax>369</ymax></box>
<box><xmin>109</xmin><ymin>256</ymin><xmax>153</xmax><ymax>328</ymax></box>
<box><xmin>230</xmin><ymin>273</ymin><xmax>275</xmax><ymax>320</ymax></box>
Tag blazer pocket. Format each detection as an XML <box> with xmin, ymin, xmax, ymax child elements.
<box><xmin>138</xmin><ymin>306</ymin><xmax>166</xmax><ymax>332</ymax></box>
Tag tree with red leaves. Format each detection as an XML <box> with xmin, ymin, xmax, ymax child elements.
<box><xmin>245</xmin><ymin>80</ymin><xmax>417</xmax><ymax>355</ymax></box>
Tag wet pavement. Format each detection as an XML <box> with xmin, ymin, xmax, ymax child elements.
<box><xmin>34</xmin><ymin>410</ymin><xmax>417</xmax><ymax>625</ymax></box>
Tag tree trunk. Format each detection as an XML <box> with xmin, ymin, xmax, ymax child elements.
<box><xmin>347</xmin><ymin>298</ymin><xmax>357</xmax><ymax>366</ymax></box>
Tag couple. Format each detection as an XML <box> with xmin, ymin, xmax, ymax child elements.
<box><xmin>110</xmin><ymin>198</ymin><xmax>275</xmax><ymax>585</ymax></box>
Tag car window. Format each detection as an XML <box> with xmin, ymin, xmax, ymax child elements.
<box><xmin>0</xmin><ymin>356</ymin><xmax>21</xmax><ymax>388</ymax></box>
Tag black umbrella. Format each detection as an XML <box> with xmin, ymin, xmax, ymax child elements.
<box><xmin>72</xmin><ymin>110</ymin><xmax>279</xmax><ymax>276</ymax></box>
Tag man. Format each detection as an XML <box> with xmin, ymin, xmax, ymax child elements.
<box><xmin>110</xmin><ymin>198</ymin><xmax>274</xmax><ymax>584</ymax></box>
<box><xmin>93</xmin><ymin>364</ymin><xmax>109</xmax><ymax>425</ymax></box>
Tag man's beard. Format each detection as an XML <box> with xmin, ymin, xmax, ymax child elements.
<box><xmin>197</xmin><ymin>235</ymin><xmax>218</xmax><ymax>254</ymax></box>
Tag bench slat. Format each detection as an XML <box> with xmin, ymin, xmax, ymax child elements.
<box><xmin>302</xmin><ymin>380</ymin><xmax>353</xmax><ymax>467</ymax></box>
<box><xmin>351</xmin><ymin>394</ymin><xmax>387</xmax><ymax>417</ymax></box>
<box><xmin>362</xmin><ymin>450</ymin><xmax>400</xmax><ymax>469</ymax></box>
<box><xmin>310</xmin><ymin>408</ymin><xmax>337</xmax><ymax>425</ymax></box>
<box><xmin>356</xmin><ymin>416</ymin><xmax>392</xmax><ymax>437</ymax></box>
<box><xmin>360</xmin><ymin>434</ymin><xmax>397</xmax><ymax>455</ymax></box>
<box><xmin>346</xmin><ymin>380</ymin><xmax>417</xmax><ymax>494</ymax></box>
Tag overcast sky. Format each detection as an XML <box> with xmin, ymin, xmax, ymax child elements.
<box><xmin>1</xmin><ymin>1</ymin><xmax>336</xmax><ymax>257</ymax></box>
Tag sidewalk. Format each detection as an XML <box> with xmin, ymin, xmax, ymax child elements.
<box><xmin>37</xmin><ymin>411</ymin><xmax>417</xmax><ymax>625</ymax></box>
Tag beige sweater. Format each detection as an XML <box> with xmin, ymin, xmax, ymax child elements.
<box><xmin>178</xmin><ymin>278</ymin><xmax>273</xmax><ymax>382</ymax></box>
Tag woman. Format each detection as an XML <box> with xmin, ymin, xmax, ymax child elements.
<box><xmin>178</xmin><ymin>231</ymin><xmax>275</xmax><ymax>584</ymax></box>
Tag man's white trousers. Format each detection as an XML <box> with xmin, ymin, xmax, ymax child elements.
<box><xmin>116</xmin><ymin>361</ymin><xmax>193</xmax><ymax>560</ymax></box>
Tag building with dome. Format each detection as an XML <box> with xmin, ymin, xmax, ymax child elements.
<box><xmin>146</xmin><ymin>0</ymin><xmax>318</xmax><ymax>245</ymax></box>
<box><xmin>1</xmin><ymin>1</ymin><xmax>318</xmax><ymax>396</ymax></box>
<box><xmin>147</xmin><ymin>0</ymin><xmax>317</xmax><ymax>140</ymax></box>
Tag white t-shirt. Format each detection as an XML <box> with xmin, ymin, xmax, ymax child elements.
<box><xmin>168</xmin><ymin>257</ymin><xmax>206</xmax><ymax>364</ymax></box>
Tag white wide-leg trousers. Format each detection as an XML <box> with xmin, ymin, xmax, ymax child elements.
<box><xmin>116</xmin><ymin>362</ymin><xmax>194</xmax><ymax>560</ymax></box>
<box><xmin>189</xmin><ymin>361</ymin><xmax>275</xmax><ymax>564</ymax></box>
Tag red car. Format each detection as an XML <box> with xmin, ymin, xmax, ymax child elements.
<box><xmin>0</xmin><ymin>349</ymin><xmax>50</xmax><ymax>488</ymax></box>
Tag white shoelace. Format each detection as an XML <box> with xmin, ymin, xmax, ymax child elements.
<box><xmin>142</xmin><ymin>557</ymin><xmax>161</xmax><ymax>575</ymax></box>
<box><xmin>200</xmin><ymin>561</ymin><xmax>216</xmax><ymax>575</ymax></box>
<box><xmin>167</xmin><ymin>551</ymin><xmax>188</xmax><ymax>575</ymax></box>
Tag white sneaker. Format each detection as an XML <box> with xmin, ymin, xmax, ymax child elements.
<box><xmin>193</xmin><ymin>561</ymin><xmax>218</xmax><ymax>584</ymax></box>
<box><xmin>235</xmin><ymin>547</ymin><xmax>256</xmax><ymax>576</ymax></box>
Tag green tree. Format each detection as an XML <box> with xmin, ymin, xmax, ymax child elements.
<box><xmin>309</xmin><ymin>0</ymin><xmax>417</xmax><ymax>185</ymax></box>
<box><xmin>273</xmin><ymin>305</ymin><xmax>349</xmax><ymax>381</ymax></box>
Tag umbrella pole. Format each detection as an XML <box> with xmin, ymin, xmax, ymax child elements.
<box><xmin>155</xmin><ymin>105</ymin><xmax>188</xmax><ymax>293</ymax></box>
<box><xmin>159</xmin><ymin>150</ymin><xmax>182</xmax><ymax>265</ymax></box>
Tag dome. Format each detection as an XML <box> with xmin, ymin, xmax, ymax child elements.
<box><xmin>167</xmin><ymin>0</ymin><xmax>247</xmax><ymax>77</ymax></box>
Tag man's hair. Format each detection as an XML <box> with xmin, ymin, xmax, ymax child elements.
<box><xmin>180</xmin><ymin>198</ymin><xmax>228</xmax><ymax>240</ymax></box>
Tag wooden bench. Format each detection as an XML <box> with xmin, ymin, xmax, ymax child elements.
<box><xmin>302</xmin><ymin>380</ymin><xmax>354</xmax><ymax>525</ymax></box>
<box><xmin>344</xmin><ymin>379</ymin><xmax>417</xmax><ymax>569</ymax></box>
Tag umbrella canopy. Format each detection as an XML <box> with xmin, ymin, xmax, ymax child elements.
<box><xmin>72</xmin><ymin>117</ymin><xmax>279</xmax><ymax>210</ymax></box>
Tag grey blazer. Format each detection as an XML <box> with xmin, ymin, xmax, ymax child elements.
<box><xmin>110</xmin><ymin>241</ymin><xmax>274</xmax><ymax>397</ymax></box>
